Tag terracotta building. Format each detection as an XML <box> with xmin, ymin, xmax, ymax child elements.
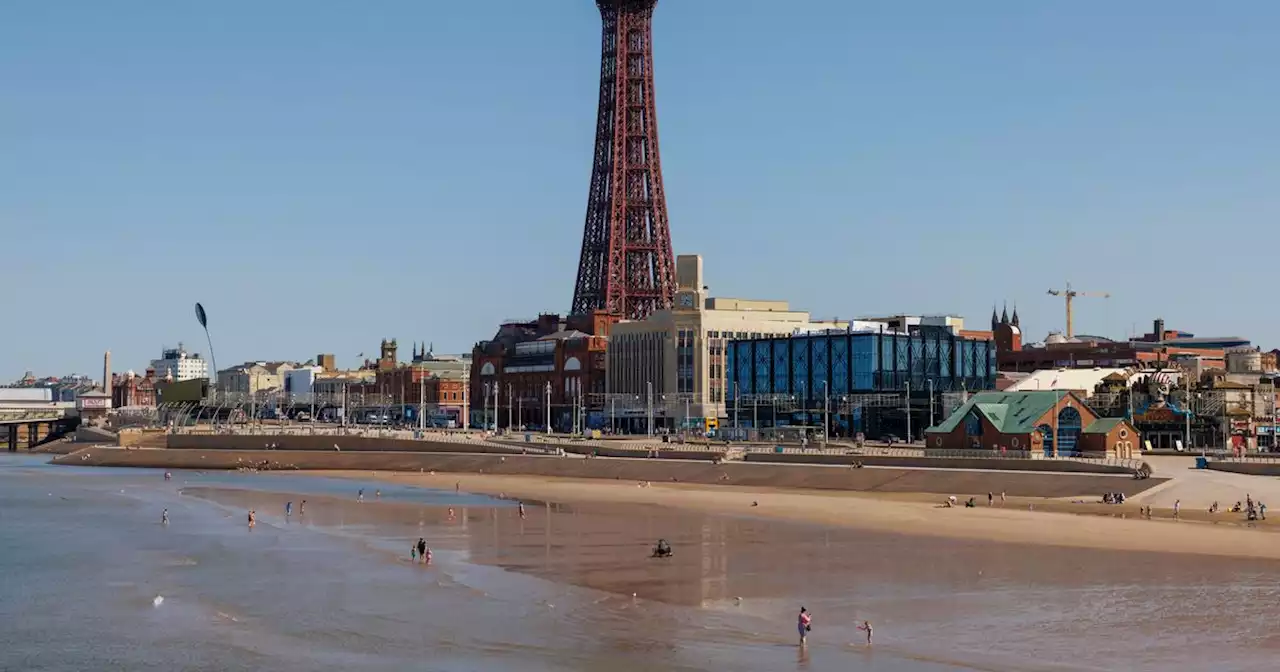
<box><xmin>111</xmin><ymin>369</ymin><xmax>159</xmax><ymax>408</ymax></box>
<box><xmin>471</xmin><ymin>312</ymin><xmax>615</xmax><ymax>431</ymax></box>
<box><xmin>925</xmin><ymin>390</ymin><xmax>1139</xmax><ymax>459</ymax></box>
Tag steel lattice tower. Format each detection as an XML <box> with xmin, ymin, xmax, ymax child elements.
<box><xmin>571</xmin><ymin>0</ymin><xmax>675</xmax><ymax>320</ymax></box>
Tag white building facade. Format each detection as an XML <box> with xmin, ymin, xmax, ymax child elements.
<box><xmin>151</xmin><ymin>344</ymin><xmax>209</xmax><ymax>382</ymax></box>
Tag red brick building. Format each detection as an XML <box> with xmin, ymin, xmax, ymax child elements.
<box><xmin>926</xmin><ymin>390</ymin><xmax>1139</xmax><ymax>459</ymax></box>
<box><xmin>470</xmin><ymin>312</ymin><xmax>615</xmax><ymax>431</ymax></box>
<box><xmin>111</xmin><ymin>369</ymin><xmax>158</xmax><ymax>408</ymax></box>
<box><xmin>345</xmin><ymin>339</ymin><xmax>470</xmax><ymax>426</ymax></box>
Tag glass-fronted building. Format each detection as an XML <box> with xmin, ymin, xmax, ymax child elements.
<box><xmin>726</xmin><ymin>326</ymin><xmax>996</xmax><ymax>439</ymax></box>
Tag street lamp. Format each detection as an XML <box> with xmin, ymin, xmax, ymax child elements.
<box><xmin>544</xmin><ymin>381</ymin><xmax>552</xmax><ymax>434</ymax></box>
<box><xmin>821</xmin><ymin>380</ymin><xmax>829</xmax><ymax>447</ymax></box>
<box><xmin>927</xmin><ymin>378</ymin><xmax>935</xmax><ymax>429</ymax></box>
<box><xmin>507</xmin><ymin>382</ymin><xmax>513</xmax><ymax>431</ymax></box>
<box><xmin>646</xmin><ymin>381</ymin><xmax>654</xmax><ymax>437</ymax></box>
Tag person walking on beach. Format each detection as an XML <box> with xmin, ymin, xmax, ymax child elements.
<box><xmin>858</xmin><ymin>620</ymin><xmax>873</xmax><ymax>646</ymax></box>
<box><xmin>248</xmin><ymin>510</ymin><xmax>256</xmax><ymax>528</ymax></box>
<box><xmin>987</xmin><ymin>492</ymin><xmax>993</xmax><ymax>506</ymax></box>
<box><xmin>411</xmin><ymin>544</ymin><xmax>417</xmax><ymax>563</ymax></box>
<box><xmin>300</xmin><ymin>500</ymin><xmax>306</xmax><ymax>516</ymax></box>
<box><xmin>285</xmin><ymin>501</ymin><xmax>293</xmax><ymax>517</ymax></box>
<box><xmin>1000</xmin><ymin>491</ymin><xmax>1006</xmax><ymax>505</ymax></box>
<box><xmin>1174</xmin><ymin>500</ymin><xmax>1181</xmax><ymax>520</ymax></box>
<box><xmin>417</xmin><ymin>538</ymin><xmax>427</xmax><ymax>563</ymax></box>
<box><xmin>518</xmin><ymin>502</ymin><xmax>526</xmax><ymax>519</ymax></box>
<box><xmin>162</xmin><ymin>508</ymin><xmax>169</xmax><ymax>525</ymax></box>
<box><xmin>358</xmin><ymin>489</ymin><xmax>364</xmax><ymax>503</ymax></box>
<box><xmin>797</xmin><ymin>607</ymin><xmax>812</xmax><ymax>646</ymax></box>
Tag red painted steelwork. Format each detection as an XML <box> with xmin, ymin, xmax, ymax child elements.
<box><xmin>571</xmin><ymin>0</ymin><xmax>675</xmax><ymax>320</ymax></box>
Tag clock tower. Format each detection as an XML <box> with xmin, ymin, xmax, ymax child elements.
<box><xmin>674</xmin><ymin>255</ymin><xmax>706</xmax><ymax>312</ymax></box>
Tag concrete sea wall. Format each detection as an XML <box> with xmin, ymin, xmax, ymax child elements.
<box><xmin>742</xmin><ymin>451</ymin><xmax>1138</xmax><ymax>475</ymax></box>
<box><xmin>56</xmin><ymin>447</ymin><xmax>1165</xmax><ymax>499</ymax></box>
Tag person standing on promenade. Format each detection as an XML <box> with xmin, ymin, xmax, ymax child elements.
<box><xmin>797</xmin><ymin>607</ymin><xmax>812</xmax><ymax>646</ymax></box>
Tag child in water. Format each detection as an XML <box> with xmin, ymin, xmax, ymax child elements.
<box><xmin>858</xmin><ymin>621</ymin><xmax>873</xmax><ymax>646</ymax></box>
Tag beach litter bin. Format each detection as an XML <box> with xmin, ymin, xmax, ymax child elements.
<box><xmin>1195</xmin><ymin>456</ymin><xmax>1208</xmax><ymax>469</ymax></box>
<box><xmin>775</xmin><ymin>445</ymin><xmax>784</xmax><ymax>454</ymax></box>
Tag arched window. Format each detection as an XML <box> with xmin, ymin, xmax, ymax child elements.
<box><xmin>965</xmin><ymin>412</ymin><xmax>982</xmax><ymax>437</ymax></box>
<box><xmin>1056</xmin><ymin>407</ymin><xmax>1083</xmax><ymax>457</ymax></box>
<box><xmin>1036</xmin><ymin>424</ymin><xmax>1054</xmax><ymax>457</ymax></box>
<box><xmin>480</xmin><ymin>362</ymin><xmax>495</xmax><ymax>376</ymax></box>
<box><xmin>564</xmin><ymin>357</ymin><xmax>582</xmax><ymax>372</ymax></box>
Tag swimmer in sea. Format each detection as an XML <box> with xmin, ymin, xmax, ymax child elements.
<box><xmin>375</xmin><ymin>489</ymin><xmax>381</xmax><ymax>499</ymax></box>
<box><xmin>164</xmin><ymin>472</ymin><xmax>172</xmax><ymax>481</ymax></box>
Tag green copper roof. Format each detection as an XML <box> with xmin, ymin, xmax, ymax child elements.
<box><xmin>927</xmin><ymin>390</ymin><xmax>1073</xmax><ymax>435</ymax></box>
<box><xmin>1083</xmin><ymin>418</ymin><xmax>1126</xmax><ymax>434</ymax></box>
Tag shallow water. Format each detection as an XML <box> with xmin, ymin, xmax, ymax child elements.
<box><xmin>3</xmin><ymin>454</ymin><xmax>1277</xmax><ymax>671</ymax></box>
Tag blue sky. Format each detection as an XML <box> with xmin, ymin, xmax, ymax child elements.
<box><xmin>3</xmin><ymin>0</ymin><xmax>1278</xmax><ymax>381</ymax></box>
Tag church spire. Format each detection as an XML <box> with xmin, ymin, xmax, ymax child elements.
<box><xmin>1011</xmin><ymin>305</ymin><xmax>1020</xmax><ymax>328</ymax></box>
<box><xmin>1000</xmin><ymin>302</ymin><xmax>1009</xmax><ymax>325</ymax></box>
<box><xmin>991</xmin><ymin>305</ymin><xmax>999</xmax><ymax>331</ymax></box>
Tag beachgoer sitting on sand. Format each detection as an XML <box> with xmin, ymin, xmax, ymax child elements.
<box><xmin>964</xmin><ymin>497</ymin><xmax>976</xmax><ymax>508</ymax></box>
<box><xmin>1233</xmin><ymin>502</ymin><xmax>1243</xmax><ymax>513</ymax></box>
<box><xmin>652</xmin><ymin>539</ymin><xmax>673</xmax><ymax>557</ymax></box>
<box><xmin>1210</xmin><ymin>501</ymin><xmax>1219</xmax><ymax>513</ymax></box>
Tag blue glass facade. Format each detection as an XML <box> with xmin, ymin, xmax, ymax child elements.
<box><xmin>726</xmin><ymin>328</ymin><xmax>996</xmax><ymax>401</ymax></box>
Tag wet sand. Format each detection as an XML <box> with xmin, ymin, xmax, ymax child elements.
<box><xmin>182</xmin><ymin>475</ymin><xmax>1280</xmax><ymax>672</ymax></box>
<box><xmin>310</xmin><ymin>470</ymin><xmax>1280</xmax><ymax>561</ymax></box>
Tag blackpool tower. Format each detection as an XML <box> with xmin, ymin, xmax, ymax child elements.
<box><xmin>571</xmin><ymin>0</ymin><xmax>676</xmax><ymax>320</ymax></box>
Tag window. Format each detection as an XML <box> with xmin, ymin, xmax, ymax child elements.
<box><xmin>965</xmin><ymin>412</ymin><xmax>982</xmax><ymax>437</ymax></box>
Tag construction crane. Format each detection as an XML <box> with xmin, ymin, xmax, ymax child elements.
<box><xmin>1047</xmin><ymin>282</ymin><xmax>1110</xmax><ymax>339</ymax></box>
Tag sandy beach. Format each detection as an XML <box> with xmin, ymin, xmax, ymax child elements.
<box><xmin>308</xmin><ymin>469</ymin><xmax>1280</xmax><ymax>561</ymax></box>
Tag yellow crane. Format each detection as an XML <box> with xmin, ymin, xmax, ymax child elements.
<box><xmin>1047</xmin><ymin>282</ymin><xmax>1110</xmax><ymax>339</ymax></box>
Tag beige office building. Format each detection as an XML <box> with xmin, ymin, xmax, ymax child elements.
<box><xmin>606</xmin><ymin>254</ymin><xmax>845</xmax><ymax>428</ymax></box>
